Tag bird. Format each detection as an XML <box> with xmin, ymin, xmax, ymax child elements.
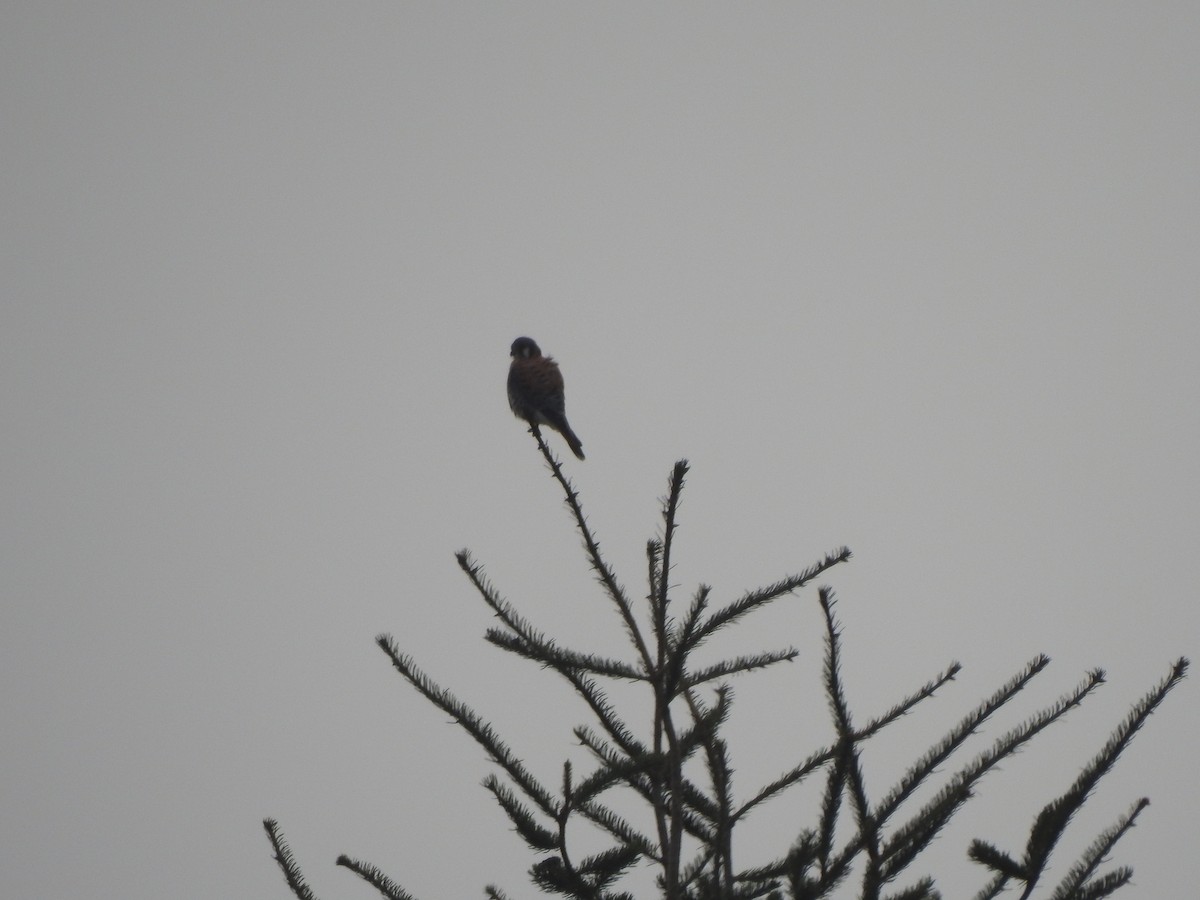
<box><xmin>508</xmin><ymin>336</ymin><xmax>585</xmax><ymax>459</ymax></box>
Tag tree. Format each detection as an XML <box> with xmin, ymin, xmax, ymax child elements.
<box><xmin>264</xmin><ymin>430</ymin><xmax>1188</xmax><ymax>900</ymax></box>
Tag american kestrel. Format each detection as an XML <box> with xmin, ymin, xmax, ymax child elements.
<box><xmin>508</xmin><ymin>336</ymin><xmax>585</xmax><ymax>460</ymax></box>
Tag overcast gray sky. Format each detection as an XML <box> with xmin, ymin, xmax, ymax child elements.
<box><xmin>2</xmin><ymin>4</ymin><xmax>1197</xmax><ymax>899</ymax></box>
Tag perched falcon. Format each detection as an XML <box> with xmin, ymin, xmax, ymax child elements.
<box><xmin>507</xmin><ymin>336</ymin><xmax>585</xmax><ymax>460</ymax></box>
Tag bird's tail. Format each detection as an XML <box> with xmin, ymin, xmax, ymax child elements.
<box><xmin>559</xmin><ymin>424</ymin><xmax>585</xmax><ymax>460</ymax></box>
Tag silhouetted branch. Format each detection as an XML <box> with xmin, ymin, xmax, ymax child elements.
<box><xmin>874</xmin><ymin>655</ymin><xmax>1053</xmax><ymax>829</ymax></box>
<box><xmin>266</xmin><ymin>455</ymin><xmax>1185</xmax><ymax>900</ymax></box>
<box><xmin>854</xmin><ymin>661</ymin><xmax>962</xmax><ymax>740</ymax></box>
<box><xmin>485</xmin><ymin>629</ymin><xmax>647</xmax><ymax>681</ymax></box>
<box><xmin>336</xmin><ymin>856</ymin><xmax>419</xmax><ymax>900</ymax></box>
<box><xmin>532</xmin><ymin>428</ymin><xmax>654</xmax><ymax>676</ymax></box>
<box><xmin>375</xmin><ymin>635</ymin><xmax>558</xmax><ymax>817</ymax></box>
<box><xmin>734</xmin><ymin>744</ymin><xmax>838</xmax><ymax>824</ymax></box>
<box><xmin>1020</xmin><ymin>659</ymin><xmax>1189</xmax><ymax>895</ymax></box>
<box><xmin>683</xmin><ymin>648</ymin><xmax>799</xmax><ymax>688</ymax></box>
<box><xmin>880</xmin><ymin>666</ymin><xmax>1106</xmax><ymax>880</ymax></box>
<box><xmin>263</xmin><ymin>819</ymin><xmax>321</xmax><ymax>900</ymax></box>
<box><xmin>820</xmin><ymin>588</ymin><xmax>882</xmax><ymax>898</ymax></box>
<box><xmin>1048</xmin><ymin>798</ymin><xmax>1149</xmax><ymax>900</ymax></box>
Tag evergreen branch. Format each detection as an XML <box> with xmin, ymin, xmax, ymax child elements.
<box><xmin>532</xmin><ymin>429</ymin><xmax>656</xmax><ymax>677</ymax></box>
<box><xmin>566</xmin><ymin>675</ymin><xmax>646</xmax><ymax>760</ymax></box>
<box><xmin>662</xmin><ymin>584</ymin><xmax>712</xmax><ymax>702</ymax></box>
<box><xmin>1020</xmin><ymin>657</ymin><xmax>1188</xmax><ymax>895</ymax></box>
<box><xmin>707</xmin><ymin>736</ymin><xmax>736</xmax><ymax>889</ymax></box>
<box><xmin>678</xmin><ymin>848</ymin><xmax>718</xmax><ymax>890</ymax></box>
<box><xmin>652</xmin><ymin>461</ymin><xmax>689</xmax><ymax>647</ymax></box>
<box><xmin>265</xmin><ymin>452</ymin><xmax>1188</xmax><ymax>900</ymax></box>
<box><xmin>678</xmin><ymin>775</ymin><xmax>722</xmax><ymax>826</ymax></box>
<box><xmin>816</xmin><ymin>838</ymin><xmax>858</xmax><ymax>899</ymax></box>
<box><xmin>967</xmin><ymin>841</ymin><xmax>1025</xmax><ymax>880</ymax></box>
<box><xmin>1072</xmin><ymin>867</ymin><xmax>1135</xmax><ymax>900</ymax></box>
<box><xmin>559</xmin><ymin>760</ymin><xmax>578</xmax><ymax>884</ymax></box>
<box><xmin>665</xmin><ymin>585</ymin><xmax>712</xmax><ymax>699</ymax></box>
<box><xmin>682</xmin><ymin>648</ymin><xmax>799</xmax><ymax>689</ymax></box>
<box><xmin>817</xmin><ymin>750</ymin><xmax>847</xmax><ymax>878</ymax></box>
<box><xmin>874</xmin><ymin>655</ymin><xmax>1052</xmax><ymax>827</ymax></box>
<box><xmin>573</xmin><ymin>729</ymin><xmax>711</xmax><ymax>848</ymax></box>
<box><xmin>691</xmin><ymin>546</ymin><xmax>852</xmax><ymax>648</ymax></box>
<box><xmin>530</xmin><ymin>854</ymin><xmax>587</xmax><ymax>897</ymax></box>
<box><xmin>263</xmin><ymin>819</ymin><xmax>321</xmax><ymax>900</ymax></box>
<box><xmin>577</xmin><ymin>844</ymin><xmax>642</xmax><ymax>886</ymax></box>
<box><xmin>729</xmin><ymin>875</ymin><xmax>781</xmax><ymax>900</ymax></box>
<box><xmin>819</xmin><ymin>588</ymin><xmax>882</xmax><ymax>896</ymax></box>
<box><xmin>721</xmin><ymin>881</ymin><xmax>779</xmax><ymax>900</ymax></box>
<box><xmin>970</xmin><ymin>873</ymin><xmax>1011</xmax><ymax>900</ymax></box>
<box><xmin>457</xmin><ymin>551</ymin><xmax>648</xmax><ymax>683</ymax></box>
<box><xmin>485</xmin><ymin>629</ymin><xmax>647</xmax><ymax>681</ymax></box>
<box><xmin>570</xmin><ymin>752</ymin><xmax>642</xmax><ymax>805</ymax></box>
<box><xmin>881</xmin><ymin>877</ymin><xmax>940</xmax><ymax>900</ymax></box>
<box><xmin>574</xmin><ymin>724</ymin><xmax>645</xmax><ymax>774</ymax></box>
<box><xmin>749</xmin><ymin>884</ymin><xmax>788</xmax><ymax>900</ymax></box>
<box><xmin>454</xmin><ymin>549</ymin><xmax>523</xmax><ymax>630</ymax></box>
<box><xmin>533</xmin><ymin>433</ymin><xmax>680</xmax><ymax>899</ymax></box>
<box><xmin>336</xmin><ymin>855</ymin><xmax>420</xmax><ymax>900</ymax></box>
<box><xmin>458</xmin><ymin>550</ymin><xmax>652</xmax><ymax>752</ymax></box>
<box><xmin>1049</xmin><ymin>799</ymin><xmax>1149</xmax><ymax>900</ymax></box>
<box><xmin>679</xmin><ymin>685</ymin><xmax>736</xmax><ymax>892</ymax></box>
<box><xmin>657</xmin><ymin>705</ymin><xmax>684</xmax><ymax>885</ymax></box>
<box><xmin>673</xmin><ymin>585</ymin><xmax>711</xmax><ymax>652</ymax></box>
<box><xmin>458</xmin><ymin>553</ymin><xmax>647</xmax><ymax>759</ymax></box>
<box><xmin>854</xmin><ymin>661</ymin><xmax>963</xmax><ymax>741</ymax></box>
<box><xmin>375</xmin><ymin>635</ymin><xmax>558</xmax><ymax>817</ymax></box>
<box><xmin>880</xmin><ymin>666</ymin><xmax>1107</xmax><ymax>879</ymax></box>
<box><xmin>737</xmin><ymin>831</ymin><xmax>819</xmax><ymax>894</ymax></box>
<box><xmin>878</xmin><ymin>783</ymin><xmax>975</xmax><ymax>886</ymax></box>
<box><xmin>647</xmin><ymin>539</ymin><xmax>663</xmax><ymax>617</ymax></box>
<box><xmin>724</xmin><ymin>662</ymin><xmax>988</xmax><ymax>859</ymax></box>
<box><xmin>676</xmin><ymin>684</ymin><xmax>733</xmax><ymax>757</ymax></box>
<box><xmin>847</xmin><ymin>745</ymin><xmax>880</xmax><ymax>895</ymax></box>
<box><xmin>590</xmin><ymin>763</ymin><xmax>710</xmax><ymax>849</ymax></box>
<box><xmin>651</xmin><ymin>462</ymin><xmax>690</xmax><ymax>900</ymax></box>
<box><xmin>672</xmin><ymin>791</ymin><xmax>720</xmax><ymax>844</ymax></box>
<box><xmin>574</xmin><ymin>797</ymin><xmax>661</xmax><ymax>861</ymax></box>
<box><xmin>484</xmin><ymin>774</ymin><xmax>560</xmax><ymax>852</ymax></box>
<box><xmin>820</xmin><ymin>585</ymin><xmax>853</xmax><ymax>748</ymax></box>
<box><xmin>571</xmin><ymin>739</ymin><xmax>709</xmax><ymax>839</ymax></box>
<box><xmin>674</xmin><ymin>691</ymin><xmax>734</xmax><ymax>835</ymax></box>
<box><xmin>558</xmin><ymin>740</ymin><xmax>662</xmax><ymax>862</ymax></box>
<box><xmin>732</xmin><ymin>745</ymin><xmax>837</xmax><ymax>823</ymax></box>
<box><xmin>647</xmin><ymin>537</ymin><xmax>668</xmax><ymax>696</ymax></box>
<box><xmin>574</xmin><ymin>725</ymin><xmax>660</xmax><ymax>805</ymax></box>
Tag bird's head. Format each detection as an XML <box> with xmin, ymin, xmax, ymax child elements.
<box><xmin>510</xmin><ymin>336</ymin><xmax>542</xmax><ymax>359</ymax></box>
